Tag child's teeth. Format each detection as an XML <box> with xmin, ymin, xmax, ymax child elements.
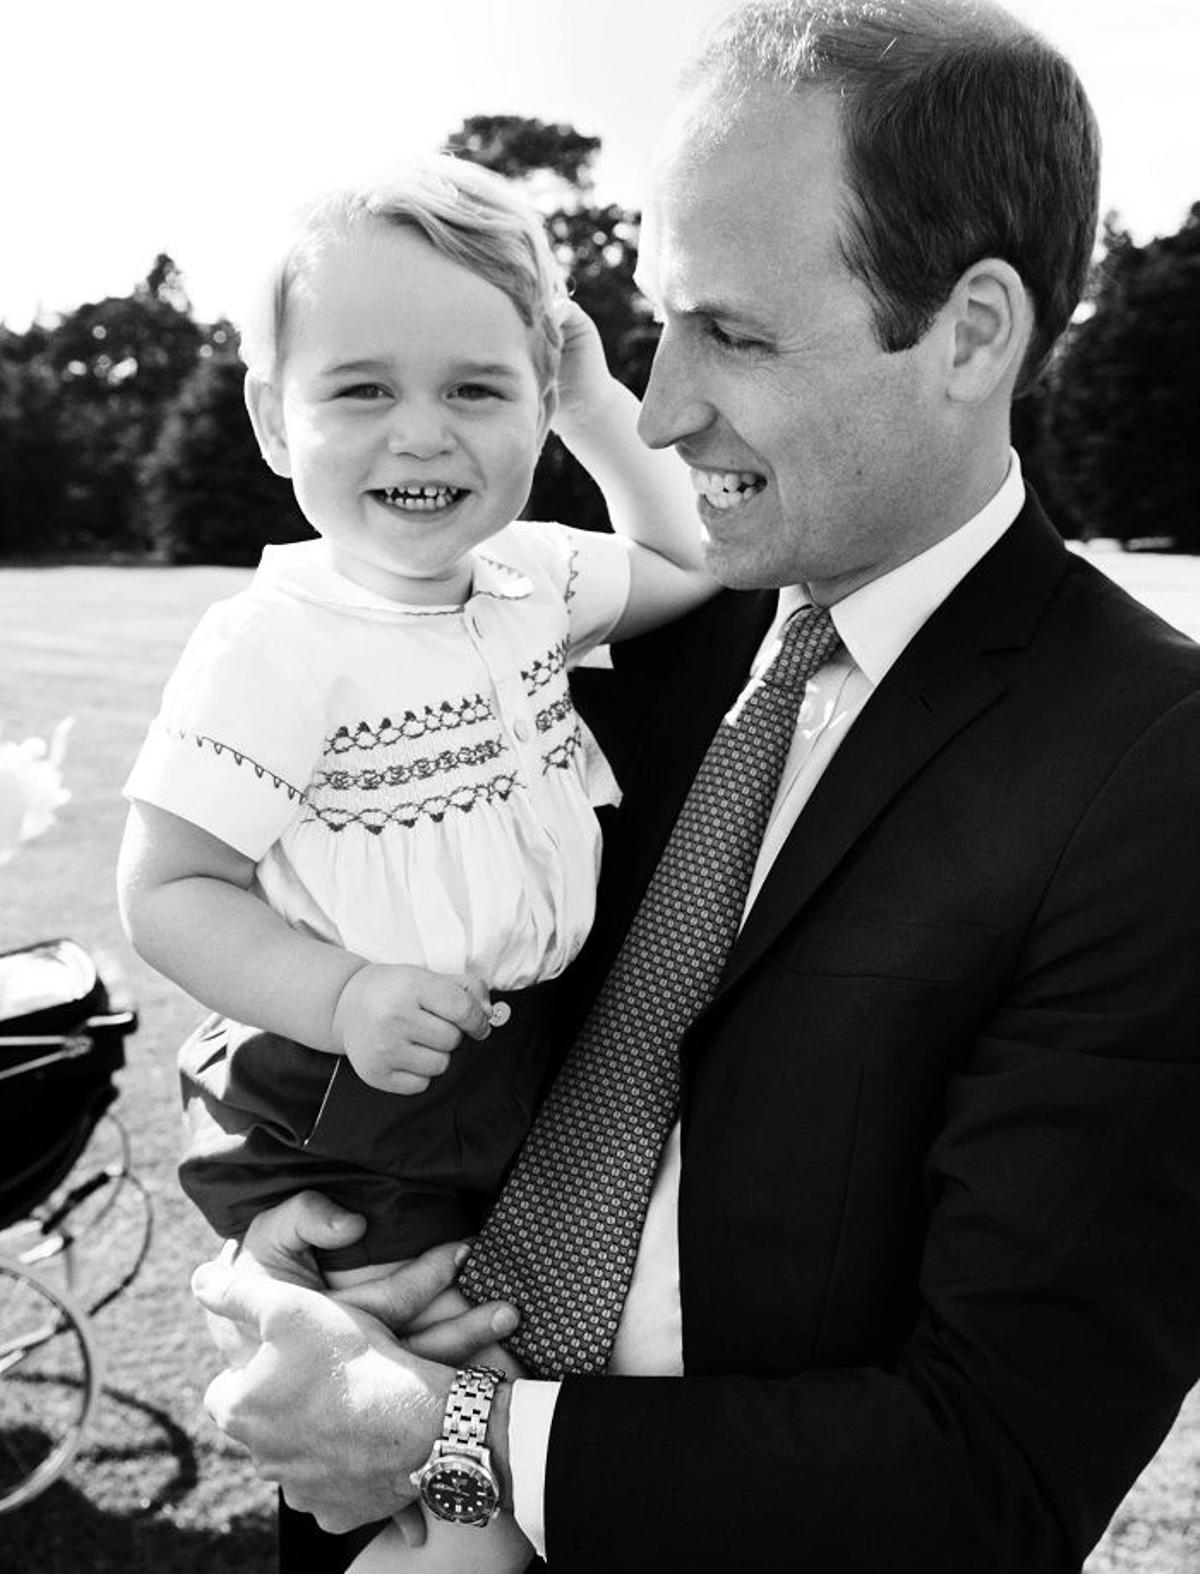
<box><xmin>380</xmin><ymin>485</ymin><xmax>461</xmax><ymax>510</ymax></box>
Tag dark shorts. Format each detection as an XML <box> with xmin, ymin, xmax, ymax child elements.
<box><xmin>178</xmin><ymin>985</ymin><xmax>554</xmax><ymax>1270</ymax></box>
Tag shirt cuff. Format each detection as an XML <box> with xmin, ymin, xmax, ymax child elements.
<box><xmin>509</xmin><ymin>1378</ymin><xmax>562</xmax><ymax>1560</ymax></box>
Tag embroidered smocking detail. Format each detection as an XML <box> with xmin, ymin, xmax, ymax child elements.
<box><xmin>535</xmin><ymin>694</ymin><xmax>574</xmax><ymax>735</ymax></box>
<box><xmin>315</xmin><ymin>739</ymin><xmax>507</xmax><ymax>794</ymax></box>
<box><xmin>522</xmin><ymin>641</ymin><xmax>568</xmax><ymax>695</ymax></box>
<box><xmin>326</xmin><ymin>698</ymin><xmax>495</xmax><ymax>753</ymax></box>
<box><xmin>564</xmin><ymin>546</ymin><xmax>579</xmax><ymax>607</ymax></box>
<box><xmin>542</xmin><ymin>726</ymin><xmax>583</xmax><ymax>774</ymax></box>
<box><xmin>304</xmin><ymin>772</ymin><xmax>521</xmax><ymax>832</ymax></box>
<box><xmin>473</xmin><ymin>554</ymin><xmax>530</xmax><ymax>599</ymax></box>
<box><xmin>168</xmin><ymin>728</ymin><xmax>306</xmax><ymax>802</ymax></box>
<box><xmin>306</xmin><ymin>690</ymin><xmax>525</xmax><ymax>833</ymax></box>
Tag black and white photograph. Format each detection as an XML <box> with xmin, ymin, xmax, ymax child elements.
<box><xmin>2</xmin><ymin>2</ymin><xmax>1199</xmax><ymax>1570</ymax></box>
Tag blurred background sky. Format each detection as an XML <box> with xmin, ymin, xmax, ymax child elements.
<box><xmin>2</xmin><ymin>0</ymin><xmax>1197</xmax><ymax>330</ymax></box>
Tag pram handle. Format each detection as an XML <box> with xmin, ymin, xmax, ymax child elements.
<box><xmin>0</xmin><ymin>1011</ymin><xmax>137</xmax><ymax>1080</ymax></box>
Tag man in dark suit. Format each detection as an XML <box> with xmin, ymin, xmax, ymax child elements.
<box><xmin>196</xmin><ymin>3</ymin><xmax>1200</xmax><ymax>1570</ymax></box>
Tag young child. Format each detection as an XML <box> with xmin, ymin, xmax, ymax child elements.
<box><xmin>117</xmin><ymin>157</ymin><xmax>715</xmax><ymax>1570</ymax></box>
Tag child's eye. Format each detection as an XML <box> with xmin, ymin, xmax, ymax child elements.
<box><xmin>450</xmin><ymin>383</ymin><xmax>502</xmax><ymax>402</ymax></box>
<box><xmin>337</xmin><ymin>383</ymin><xmax>389</xmax><ymax>400</ymax></box>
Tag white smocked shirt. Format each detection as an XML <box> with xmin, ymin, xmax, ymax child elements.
<box><xmin>124</xmin><ymin>522</ymin><xmax>631</xmax><ymax>990</ymax></box>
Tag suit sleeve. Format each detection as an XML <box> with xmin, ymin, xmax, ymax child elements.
<box><xmin>542</xmin><ymin>689</ymin><xmax>1200</xmax><ymax>1573</ymax></box>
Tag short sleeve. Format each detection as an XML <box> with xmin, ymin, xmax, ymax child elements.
<box><xmin>123</xmin><ymin>597</ymin><xmax>325</xmax><ymax>860</ymax></box>
<box><xmin>517</xmin><ymin>521</ymin><xmax>632</xmax><ymax>666</ymax></box>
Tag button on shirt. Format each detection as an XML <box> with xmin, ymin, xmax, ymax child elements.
<box><xmin>124</xmin><ymin>522</ymin><xmax>631</xmax><ymax>991</ymax></box>
<box><xmin>509</xmin><ymin>454</ymin><xmax>1028</xmax><ymax>1556</ymax></box>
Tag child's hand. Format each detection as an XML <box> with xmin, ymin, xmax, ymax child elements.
<box><xmin>553</xmin><ymin>299</ymin><xmax>620</xmax><ymax>432</ymax></box>
<box><xmin>332</xmin><ymin>964</ymin><xmax>493</xmax><ymax>1094</ymax></box>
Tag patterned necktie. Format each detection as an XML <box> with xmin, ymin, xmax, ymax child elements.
<box><xmin>460</xmin><ymin>604</ymin><xmax>842</xmax><ymax>1376</ymax></box>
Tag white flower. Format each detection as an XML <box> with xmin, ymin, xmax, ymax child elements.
<box><xmin>0</xmin><ymin>719</ymin><xmax>73</xmax><ymax>866</ymax></box>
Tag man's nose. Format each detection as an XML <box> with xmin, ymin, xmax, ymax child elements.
<box><xmin>386</xmin><ymin>400</ymin><xmax>453</xmax><ymax>459</ymax></box>
<box><xmin>636</xmin><ymin>331</ymin><xmax>713</xmax><ymax>451</ymax></box>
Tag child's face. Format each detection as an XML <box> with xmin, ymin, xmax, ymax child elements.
<box><xmin>250</xmin><ymin>222</ymin><xmax>550</xmax><ymax>604</ymax></box>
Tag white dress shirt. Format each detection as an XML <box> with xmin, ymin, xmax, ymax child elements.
<box><xmin>509</xmin><ymin>456</ymin><xmax>1027</xmax><ymax>1557</ymax></box>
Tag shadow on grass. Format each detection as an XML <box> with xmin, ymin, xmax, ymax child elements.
<box><xmin>0</xmin><ymin>1484</ymin><xmax>275</xmax><ymax>1573</ymax></box>
<box><xmin>0</xmin><ymin>1381</ymin><xmax>275</xmax><ymax>1574</ymax></box>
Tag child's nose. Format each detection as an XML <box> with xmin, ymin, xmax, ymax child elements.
<box><xmin>386</xmin><ymin>402</ymin><xmax>453</xmax><ymax>458</ymax></box>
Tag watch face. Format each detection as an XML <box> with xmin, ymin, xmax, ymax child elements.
<box><xmin>421</xmin><ymin>1457</ymin><xmax>500</xmax><ymax>1525</ymax></box>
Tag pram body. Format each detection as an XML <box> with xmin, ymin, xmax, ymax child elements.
<box><xmin>0</xmin><ymin>938</ymin><xmax>143</xmax><ymax>1510</ymax></box>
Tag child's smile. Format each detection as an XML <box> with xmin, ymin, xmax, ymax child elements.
<box><xmin>371</xmin><ymin>484</ymin><xmax>468</xmax><ymax>515</ymax></box>
<box><xmin>249</xmin><ymin>222</ymin><xmax>551</xmax><ymax>605</ymax></box>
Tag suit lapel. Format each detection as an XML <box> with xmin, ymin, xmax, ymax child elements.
<box><xmin>717</xmin><ymin>496</ymin><xmax>1072</xmax><ymax>1000</ymax></box>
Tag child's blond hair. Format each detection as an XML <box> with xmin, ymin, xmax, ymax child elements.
<box><xmin>238</xmin><ymin>155</ymin><xmax>566</xmax><ymax>391</ymax></box>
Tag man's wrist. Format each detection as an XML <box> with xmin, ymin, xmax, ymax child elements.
<box><xmin>487</xmin><ymin>1372</ymin><xmax>515</xmax><ymax>1512</ymax></box>
<box><xmin>411</xmin><ymin>1364</ymin><xmax>514</xmax><ymax>1522</ymax></box>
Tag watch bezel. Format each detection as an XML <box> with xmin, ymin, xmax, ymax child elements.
<box><xmin>413</xmin><ymin>1447</ymin><xmax>501</xmax><ymax>1526</ymax></box>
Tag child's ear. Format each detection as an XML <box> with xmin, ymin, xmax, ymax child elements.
<box><xmin>244</xmin><ymin>375</ymin><xmax>292</xmax><ymax>477</ymax></box>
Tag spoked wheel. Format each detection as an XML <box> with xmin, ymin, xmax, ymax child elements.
<box><xmin>0</xmin><ymin>1112</ymin><xmax>154</xmax><ymax>1317</ymax></box>
<box><xmin>0</xmin><ymin>1255</ymin><xmax>100</xmax><ymax>1512</ymax></box>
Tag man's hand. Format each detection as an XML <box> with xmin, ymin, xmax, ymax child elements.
<box><xmin>195</xmin><ymin>1190</ymin><xmax>520</xmax><ymax>1359</ymax></box>
<box><xmin>335</xmin><ymin>1277</ymin><xmax>524</xmax><ymax>1377</ymax></box>
<box><xmin>191</xmin><ymin>1193</ymin><xmax>523</xmax><ymax>1530</ymax></box>
<box><xmin>195</xmin><ymin>1258</ymin><xmax>449</xmax><ymax>1531</ymax></box>
<box><xmin>332</xmin><ymin>964</ymin><xmax>494</xmax><ymax>1093</ymax></box>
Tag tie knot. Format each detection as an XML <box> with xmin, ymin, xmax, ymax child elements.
<box><xmin>762</xmin><ymin>604</ymin><xmax>841</xmax><ymax>693</ymax></box>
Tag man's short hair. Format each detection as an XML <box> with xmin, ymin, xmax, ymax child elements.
<box><xmin>238</xmin><ymin>155</ymin><xmax>565</xmax><ymax>391</ymax></box>
<box><xmin>685</xmin><ymin>0</ymin><xmax>1100</xmax><ymax>389</ymax></box>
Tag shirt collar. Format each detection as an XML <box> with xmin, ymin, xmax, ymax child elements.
<box><xmin>768</xmin><ymin>450</ymin><xmax>1025</xmax><ymax>687</ymax></box>
<box><xmin>252</xmin><ymin>537</ymin><xmax>532</xmax><ymax>616</ymax></box>
<box><xmin>469</xmin><ymin>549</ymin><xmax>534</xmax><ymax>602</ymax></box>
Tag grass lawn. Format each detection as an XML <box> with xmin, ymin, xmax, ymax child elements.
<box><xmin>1</xmin><ymin>557</ymin><xmax>1198</xmax><ymax>1571</ymax></box>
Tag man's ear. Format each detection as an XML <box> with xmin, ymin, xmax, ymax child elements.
<box><xmin>537</xmin><ymin>379</ymin><xmax>558</xmax><ymax>449</ymax></box>
<box><xmin>945</xmin><ymin>258</ymin><xmax>1034</xmax><ymax>404</ymax></box>
<box><xmin>244</xmin><ymin>375</ymin><xmax>292</xmax><ymax>477</ymax></box>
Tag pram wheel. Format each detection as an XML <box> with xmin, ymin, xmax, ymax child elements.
<box><xmin>0</xmin><ymin>939</ymin><xmax>142</xmax><ymax>1509</ymax></box>
<box><xmin>0</xmin><ymin>1255</ymin><xmax>100</xmax><ymax>1512</ymax></box>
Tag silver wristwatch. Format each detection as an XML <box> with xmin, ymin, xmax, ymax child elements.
<box><xmin>411</xmin><ymin>1365</ymin><xmax>507</xmax><ymax>1526</ymax></box>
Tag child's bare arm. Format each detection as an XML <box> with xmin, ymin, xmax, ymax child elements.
<box><xmin>117</xmin><ymin>800</ymin><xmax>491</xmax><ymax>1083</ymax></box>
<box><xmin>552</xmin><ymin>302</ymin><xmax>719</xmax><ymax>640</ymax></box>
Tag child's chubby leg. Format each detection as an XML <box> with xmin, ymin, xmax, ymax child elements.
<box><xmin>326</xmin><ymin>1270</ymin><xmax>531</xmax><ymax>1574</ymax></box>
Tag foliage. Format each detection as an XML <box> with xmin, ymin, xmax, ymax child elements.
<box><xmin>141</xmin><ymin>347</ymin><xmax>308</xmax><ymax>565</ymax></box>
<box><xmin>0</xmin><ymin>351</ymin><xmax>75</xmax><ymax>555</ymax></box>
<box><xmin>446</xmin><ymin>114</ymin><xmax>602</xmax><ymax>191</ymax></box>
<box><xmin>1040</xmin><ymin>206</ymin><xmax>1200</xmax><ymax>549</ymax></box>
<box><xmin>0</xmin><ymin>255</ymin><xmax>229</xmax><ymax>557</ymax></box>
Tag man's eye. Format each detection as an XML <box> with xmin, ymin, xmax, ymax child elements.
<box><xmin>707</xmin><ymin>321</ymin><xmax>760</xmax><ymax>352</ymax></box>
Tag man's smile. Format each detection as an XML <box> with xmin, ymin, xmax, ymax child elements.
<box><xmin>688</xmin><ymin>466</ymin><xmax>768</xmax><ymax>511</ymax></box>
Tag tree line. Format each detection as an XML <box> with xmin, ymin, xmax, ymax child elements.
<box><xmin>1</xmin><ymin>118</ymin><xmax>1197</xmax><ymax>564</ymax></box>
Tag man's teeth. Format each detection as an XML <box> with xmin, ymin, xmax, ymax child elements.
<box><xmin>378</xmin><ymin>485</ymin><xmax>463</xmax><ymax>511</ymax></box>
<box><xmin>690</xmin><ymin>469</ymin><xmax>765</xmax><ymax>510</ymax></box>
